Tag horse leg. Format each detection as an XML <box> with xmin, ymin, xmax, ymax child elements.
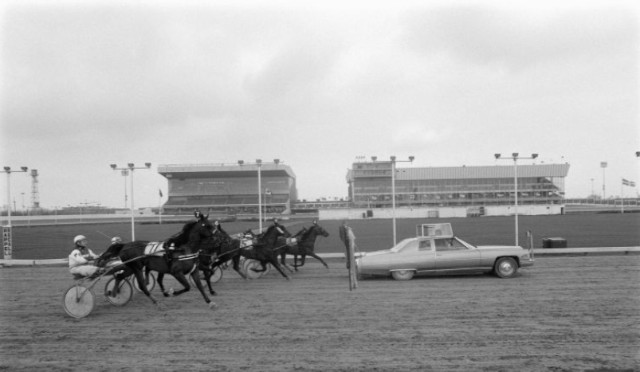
<box><xmin>231</xmin><ymin>255</ymin><xmax>248</xmax><ymax>279</ymax></box>
<box><xmin>307</xmin><ymin>252</ymin><xmax>329</xmax><ymax>269</ymax></box>
<box><xmin>157</xmin><ymin>272</ymin><xmax>170</xmax><ymax>297</ymax></box>
<box><xmin>267</xmin><ymin>256</ymin><xmax>290</xmax><ymax>280</ymax></box>
<box><xmin>168</xmin><ymin>270</ymin><xmax>191</xmax><ymax>297</ymax></box>
<box><xmin>202</xmin><ymin>266</ymin><xmax>217</xmax><ymax>296</ymax></box>
<box><xmin>293</xmin><ymin>253</ymin><xmax>306</xmax><ymax>268</ymax></box>
<box><xmin>144</xmin><ymin>266</ymin><xmax>151</xmax><ymax>289</ymax></box>
<box><xmin>189</xmin><ymin>269</ymin><xmax>216</xmax><ymax>309</ymax></box>
<box><xmin>279</xmin><ymin>251</ymin><xmax>294</xmax><ymax>273</ymax></box>
<box><xmin>133</xmin><ymin>268</ymin><xmax>158</xmax><ymax>305</ymax></box>
<box><xmin>108</xmin><ymin>266</ymin><xmax>132</xmax><ymax>297</ymax></box>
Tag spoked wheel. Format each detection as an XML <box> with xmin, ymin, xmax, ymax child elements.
<box><xmin>209</xmin><ymin>266</ymin><xmax>223</xmax><ymax>283</ymax></box>
<box><xmin>243</xmin><ymin>259</ymin><xmax>270</xmax><ymax>279</ymax></box>
<box><xmin>63</xmin><ymin>284</ymin><xmax>96</xmax><ymax>318</ymax></box>
<box><xmin>104</xmin><ymin>278</ymin><xmax>133</xmax><ymax>306</ymax></box>
<box><xmin>189</xmin><ymin>266</ymin><xmax>223</xmax><ymax>286</ymax></box>
<box><xmin>132</xmin><ymin>272</ymin><xmax>156</xmax><ymax>293</ymax></box>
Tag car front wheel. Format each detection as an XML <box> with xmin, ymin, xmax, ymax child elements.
<box><xmin>391</xmin><ymin>270</ymin><xmax>415</xmax><ymax>281</ymax></box>
<box><xmin>494</xmin><ymin>257</ymin><xmax>518</xmax><ymax>278</ymax></box>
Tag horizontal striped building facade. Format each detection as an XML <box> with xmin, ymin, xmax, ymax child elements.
<box><xmin>158</xmin><ymin>163</ymin><xmax>297</xmax><ymax>215</ymax></box>
<box><xmin>347</xmin><ymin>161</ymin><xmax>570</xmax><ymax>209</ymax></box>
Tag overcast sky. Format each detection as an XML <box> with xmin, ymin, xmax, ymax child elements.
<box><xmin>1</xmin><ymin>0</ymin><xmax>638</xmax><ymax>210</ymax></box>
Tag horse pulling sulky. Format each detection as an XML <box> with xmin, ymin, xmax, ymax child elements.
<box><xmin>63</xmin><ymin>211</ymin><xmax>218</xmax><ymax>318</ymax></box>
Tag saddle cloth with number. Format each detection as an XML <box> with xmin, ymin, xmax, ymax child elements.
<box><xmin>144</xmin><ymin>242</ymin><xmax>167</xmax><ymax>256</ymax></box>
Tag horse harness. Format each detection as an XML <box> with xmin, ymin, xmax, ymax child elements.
<box><xmin>143</xmin><ymin>241</ymin><xmax>201</xmax><ymax>270</ymax></box>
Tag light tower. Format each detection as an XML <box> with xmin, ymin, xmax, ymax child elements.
<box><xmin>30</xmin><ymin>169</ymin><xmax>40</xmax><ymax>209</ymax></box>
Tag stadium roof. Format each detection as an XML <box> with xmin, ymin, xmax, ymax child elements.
<box><xmin>397</xmin><ymin>164</ymin><xmax>570</xmax><ymax>180</ymax></box>
<box><xmin>158</xmin><ymin>163</ymin><xmax>296</xmax><ymax>179</ymax></box>
<box><xmin>347</xmin><ymin>163</ymin><xmax>570</xmax><ymax>181</ymax></box>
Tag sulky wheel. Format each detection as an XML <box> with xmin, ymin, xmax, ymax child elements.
<box><xmin>104</xmin><ymin>278</ymin><xmax>134</xmax><ymax>306</ymax></box>
<box><xmin>132</xmin><ymin>272</ymin><xmax>156</xmax><ymax>293</ymax></box>
<box><xmin>63</xmin><ymin>284</ymin><xmax>96</xmax><ymax>318</ymax></box>
<box><xmin>494</xmin><ymin>257</ymin><xmax>518</xmax><ymax>278</ymax></box>
<box><xmin>243</xmin><ymin>259</ymin><xmax>268</xmax><ymax>279</ymax></box>
<box><xmin>208</xmin><ymin>266</ymin><xmax>223</xmax><ymax>283</ymax></box>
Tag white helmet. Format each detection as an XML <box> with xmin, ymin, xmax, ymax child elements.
<box><xmin>73</xmin><ymin>235</ymin><xmax>87</xmax><ymax>245</ymax></box>
<box><xmin>111</xmin><ymin>236</ymin><xmax>122</xmax><ymax>244</ymax></box>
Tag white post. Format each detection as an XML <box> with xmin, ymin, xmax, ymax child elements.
<box><xmin>5</xmin><ymin>172</ymin><xmax>10</xmax><ymax>229</ymax></box>
<box><xmin>158</xmin><ymin>190</ymin><xmax>163</xmax><ymax>225</ymax></box>
<box><xmin>257</xmin><ymin>162</ymin><xmax>262</xmax><ymax>232</ymax></box>
<box><xmin>391</xmin><ymin>159</ymin><xmax>397</xmax><ymax>246</ymax></box>
<box><xmin>513</xmin><ymin>157</ymin><xmax>519</xmax><ymax>247</ymax></box>
<box><xmin>4</xmin><ymin>172</ymin><xmax>11</xmax><ymax>260</ymax></box>
<box><xmin>130</xmin><ymin>168</ymin><xmax>135</xmax><ymax>241</ymax></box>
<box><xmin>621</xmin><ymin>181</ymin><xmax>624</xmax><ymax>214</ymax></box>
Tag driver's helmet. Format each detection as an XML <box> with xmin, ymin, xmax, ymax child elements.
<box><xmin>74</xmin><ymin>235</ymin><xmax>87</xmax><ymax>246</ymax></box>
<box><xmin>111</xmin><ymin>236</ymin><xmax>122</xmax><ymax>244</ymax></box>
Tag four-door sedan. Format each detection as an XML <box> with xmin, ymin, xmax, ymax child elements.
<box><xmin>355</xmin><ymin>223</ymin><xmax>534</xmax><ymax>280</ymax></box>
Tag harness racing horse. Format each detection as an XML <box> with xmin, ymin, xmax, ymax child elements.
<box><xmin>195</xmin><ymin>226</ymin><xmax>250</xmax><ymax>296</ymax></box>
<box><xmin>279</xmin><ymin>222</ymin><xmax>330</xmax><ymax>271</ymax></box>
<box><xmin>98</xmin><ymin>212</ymin><xmax>216</xmax><ymax>309</ymax></box>
<box><xmin>240</xmin><ymin>223</ymin><xmax>292</xmax><ymax>280</ymax></box>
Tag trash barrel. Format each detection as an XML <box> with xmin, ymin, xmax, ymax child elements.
<box><xmin>542</xmin><ymin>237</ymin><xmax>567</xmax><ymax>248</ymax></box>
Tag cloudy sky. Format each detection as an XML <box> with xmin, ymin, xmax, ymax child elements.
<box><xmin>1</xmin><ymin>0</ymin><xmax>638</xmax><ymax>210</ymax></box>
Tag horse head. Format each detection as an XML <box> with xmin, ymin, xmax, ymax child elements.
<box><xmin>261</xmin><ymin>223</ymin><xmax>290</xmax><ymax>246</ymax></box>
<box><xmin>313</xmin><ymin>223</ymin><xmax>330</xmax><ymax>238</ymax></box>
<box><xmin>301</xmin><ymin>223</ymin><xmax>329</xmax><ymax>242</ymax></box>
<box><xmin>166</xmin><ymin>211</ymin><xmax>213</xmax><ymax>251</ymax></box>
<box><xmin>95</xmin><ymin>242</ymin><xmax>125</xmax><ymax>267</ymax></box>
<box><xmin>189</xmin><ymin>212</ymin><xmax>214</xmax><ymax>244</ymax></box>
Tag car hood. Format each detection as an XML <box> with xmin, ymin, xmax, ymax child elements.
<box><xmin>356</xmin><ymin>249</ymin><xmax>392</xmax><ymax>258</ymax></box>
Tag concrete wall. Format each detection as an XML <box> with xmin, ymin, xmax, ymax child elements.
<box><xmin>319</xmin><ymin>204</ymin><xmax>564</xmax><ymax>220</ymax></box>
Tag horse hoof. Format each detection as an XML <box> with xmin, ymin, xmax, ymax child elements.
<box><xmin>162</xmin><ymin>292</ymin><xmax>170</xmax><ymax>297</ymax></box>
<box><xmin>208</xmin><ymin>302</ymin><xmax>218</xmax><ymax>310</ymax></box>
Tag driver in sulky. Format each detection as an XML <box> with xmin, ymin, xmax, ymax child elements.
<box><xmin>68</xmin><ymin>235</ymin><xmax>103</xmax><ymax>279</ymax></box>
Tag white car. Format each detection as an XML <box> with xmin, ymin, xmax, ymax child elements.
<box><xmin>356</xmin><ymin>223</ymin><xmax>534</xmax><ymax>280</ymax></box>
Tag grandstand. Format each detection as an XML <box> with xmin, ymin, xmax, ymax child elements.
<box><xmin>346</xmin><ymin>161</ymin><xmax>570</xmax><ymax>211</ymax></box>
<box><xmin>158</xmin><ymin>162</ymin><xmax>297</xmax><ymax>216</ymax></box>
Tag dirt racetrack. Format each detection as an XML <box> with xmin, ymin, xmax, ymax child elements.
<box><xmin>1</xmin><ymin>255</ymin><xmax>638</xmax><ymax>371</ymax></box>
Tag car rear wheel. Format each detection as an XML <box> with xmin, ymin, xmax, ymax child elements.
<box><xmin>494</xmin><ymin>257</ymin><xmax>518</xmax><ymax>278</ymax></box>
<box><xmin>391</xmin><ymin>270</ymin><xmax>415</xmax><ymax>281</ymax></box>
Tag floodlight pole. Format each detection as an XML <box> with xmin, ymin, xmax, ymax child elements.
<box><xmin>110</xmin><ymin>162</ymin><xmax>151</xmax><ymax>241</ymax></box>
<box><xmin>2</xmin><ymin>166</ymin><xmax>29</xmax><ymax>260</ymax></box>
<box><xmin>238</xmin><ymin>159</ymin><xmax>281</xmax><ymax>233</ymax></box>
<box><xmin>390</xmin><ymin>156</ymin><xmax>414</xmax><ymax>246</ymax></box>
<box><xmin>601</xmin><ymin>161</ymin><xmax>607</xmax><ymax>200</ymax></box>
<box><xmin>494</xmin><ymin>153</ymin><xmax>538</xmax><ymax>247</ymax></box>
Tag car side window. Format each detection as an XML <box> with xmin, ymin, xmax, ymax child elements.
<box><xmin>418</xmin><ymin>239</ymin><xmax>432</xmax><ymax>251</ymax></box>
<box><xmin>435</xmin><ymin>238</ymin><xmax>467</xmax><ymax>252</ymax></box>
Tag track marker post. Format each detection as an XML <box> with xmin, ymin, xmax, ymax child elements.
<box><xmin>347</xmin><ymin>227</ymin><xmax>358</xmax><ymax>291</ymax></box>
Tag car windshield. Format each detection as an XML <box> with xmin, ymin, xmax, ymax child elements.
<box><xmin>389</xmin><ymin>238</ymin><xmax>416</xmax><ymax>253</ymax></box>
<box><xmin>452</xmin><ymin>237</ymin><xmax>475</xmax><ymax>249</ymax></box>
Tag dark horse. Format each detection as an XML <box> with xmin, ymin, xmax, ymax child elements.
<box><xmin>279</xmin><ymin>222</ymin><xmax>330</xmax><ymax>271</ymax></box>
<box><xmin>240</xmin><ymin>223</ymin><xmax>292</xmax><ymax>280</ymax></box>
<box><xmin>195</xmin><ymin>226</ymin><xmax>250</xmax><ymax>296</ymax></box>
<box><xmin>98</xmin><ymin>212</ymin><xmax>216</xmax><ymax>309</ymax></box>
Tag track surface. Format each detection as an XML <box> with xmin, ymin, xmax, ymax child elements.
<box><xmin>1</xmin><ymin>255</ymin><xmax>639</xmax><ymax>371</ymax></box>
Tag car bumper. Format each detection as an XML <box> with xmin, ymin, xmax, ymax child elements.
<box><xmin>520</xmin><ymin>257</ymin><xmax>535</xmax><ymax>268</ymax></box>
